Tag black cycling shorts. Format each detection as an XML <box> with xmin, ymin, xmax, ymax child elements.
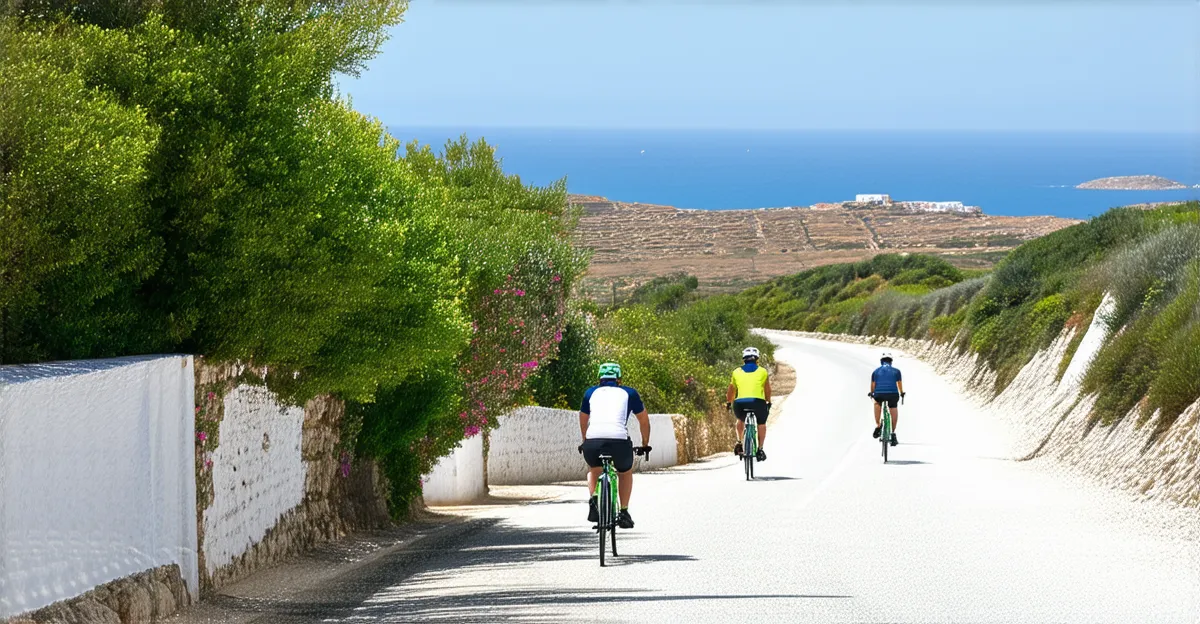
<box><xmin>874</xmin><ymin>392</ymin><xmax>900</xmax><ymax>408</ymax></box>
<box><xmin>582</xmin><ymin>438</ymin><xmax>634</xmax><ymax>472</ymax></box>
<box><xmin>733</xmin><ymin>399</ymin><xmax>769</xmax><ymax>425</ymax></box>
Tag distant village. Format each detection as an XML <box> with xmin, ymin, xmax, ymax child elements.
<box><xmin>813</xmin><ymin>194</ymin><xmax>983</xmax><ymax>214</ymax></box>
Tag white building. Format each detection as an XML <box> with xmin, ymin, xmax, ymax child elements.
<box><xmin>855</xmin><ymin>194</ymin><xmax>892</xmax><ymax>204</ymax></box>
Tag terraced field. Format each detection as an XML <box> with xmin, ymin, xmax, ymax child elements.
<box><xmin>572</xmin><ymin>195</ymin><xmax>1079</xmax><ymax>298</ymax></box>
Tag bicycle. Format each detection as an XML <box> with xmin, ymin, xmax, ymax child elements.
<box><xmin>873</xmin><ymin>393</ymin><xmax>904</xmax><ymax>463</ymax></box>
<box><xmin>593</xmin><ymin>447</ymin><xmax>650</xmax><ymax>567</ymax></box>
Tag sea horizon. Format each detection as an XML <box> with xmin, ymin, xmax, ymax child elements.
<box><xmin>389</xmin><ymin>126</ymin><xmax>1200</xmax><ymax>220</ymax></box>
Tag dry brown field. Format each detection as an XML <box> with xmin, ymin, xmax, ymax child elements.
<box><xmin>572</xmin><ymin>195</ymin><xmax>1080</xmax><ymax>299</ymax></box>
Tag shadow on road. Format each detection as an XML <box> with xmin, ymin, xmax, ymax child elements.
<box><xmin>886</xmin><ymin>460</ymin><xmax>929</xmax><ymax>466</ymax></box>
<box><xmin>190</xmin><ymin>517</ymin><xmax>847</xmax><ymax>623</ymax></box>
<box><xmin>349</xmin><ymin>587</ymin><xmax>852</xmax><ymax>622</ymax></box>
<box><xmin>749</xmin><ymin>476</ymin><xmax>801</xmax><ymax>481</ymax></box>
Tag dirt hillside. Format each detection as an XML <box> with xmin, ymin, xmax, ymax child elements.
<box><xmin>573</xmin><ymin>195</ymin><xmax>1079</xmax><ymax>297</ymax></box>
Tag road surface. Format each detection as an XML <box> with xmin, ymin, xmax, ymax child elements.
<box><xmin>183</xmin><ymin>334</ymin><xmax>1200</xmax><ymax>623</ymax></box>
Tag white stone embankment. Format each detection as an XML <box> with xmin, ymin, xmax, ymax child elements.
<box><xmin>759</xmin><ymin>295</ymin><xmax>1200</xmax><ymax>511</ymax></box>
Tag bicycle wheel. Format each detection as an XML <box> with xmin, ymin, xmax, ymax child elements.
<box><xmin>744</xmin><ymin>424</ymin><xmax>755</xmax><ymax>481</ymax></box>
<box><xmin>611</xmin><ymin>525</ymin><xmax>618</xmax><ymax>557</ymax></box>
<box><xmin>598</xmin><ymin>476</ymin><xmax>609</xmax><ymax>566</ymax></box>
<box><xmin>882</xmin><ymin>410</ymin><xmax>890</xmax><ymax>464</ymax></box>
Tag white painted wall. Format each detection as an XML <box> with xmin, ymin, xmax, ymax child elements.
<box><xmin>421</xmin><ymin>434</ymin><xmax>485</xmax><ymax>505</ymax></box>
<box><xmin>486</xmin><ymin>407</ymin><xmax>679</xmax><ymax>486</ymax></box>
<box><xmin>201</xmin><ymin>384</ymin><xmax>307</xmax><ymax>575</ymax></box>
<box><xmin>630</xmin><ymin>414</ymin><xmax>678</xmax><ymax>471</ymax></box>
<box><xmin>0</xmin><ymin>356</ymin><xmax>198</xmax><ymax>619</ymax></box>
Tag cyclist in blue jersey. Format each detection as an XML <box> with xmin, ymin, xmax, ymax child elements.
<box><xmin>869</xmin><ymin>351</ymin><xmax>905</xmax><ymax>446</ymax></box>
<box><xmin>579</xmin><ymin>362</ymin><xmax>651</xmax><ymax>529</ymax></box>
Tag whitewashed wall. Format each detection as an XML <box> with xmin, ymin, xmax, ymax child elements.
<box><xmin>486</xmin><ymin>407</ymin><xmax>678</xmax><ymax>486</ymax></box>
<box><xmin>201</xmin><ymin>384</ymin><xmax>307</xmax><ymax>575</ymax></box>
<box><xmin>631</xmin><ymin>414</ymin><xmax>678</xmax><ymax>470</ymax></box>
<box><xmin>0</xmin><ymin>356</ymin><xmax>198</xmax><ymax>619</ymax></box>
<box><xmin>421</xmin><ymin>434</ymin><xmax>486</xmax><ymax>505</ymax></box>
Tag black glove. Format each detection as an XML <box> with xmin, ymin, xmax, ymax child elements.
<box><xmin>900</xmin><ymin>392</ymin><xmax>906</xmax><ymax>404</ymax></box>
<box><xmin>577</xmin><ymin>443</ymin><xmax>584</xmax><ymax>454</ymax></box>
<box><xmin>867</xmin><ymin>392</ymin><xmax>875</xmax><ymax>399</ymax></box>
<box><xmin>634</xmin><ymin>445</ymin><xmax>652</xmax><ymax>457</ymax></box>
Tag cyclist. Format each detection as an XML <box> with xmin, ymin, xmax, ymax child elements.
<box><xmin>869</xmin><ymin>351</ymin><xmax>905</xmax><ymax>446</ymax></box>
<box><xmin>579</xmin><ymin>362</ymin><xmax>651</xmax><ymax>529</ymax></box>
<box><xmin>726</xmin><ymin>347</ymin><xmax>771</xmax><ymax>462</ymax></box>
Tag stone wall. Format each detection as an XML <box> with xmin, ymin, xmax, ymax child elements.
<box><xmin>6</xmin><ymin>565</ymin><xmax>190</xmax><ymax>624</ymax></box>
<box><xmin>193</xmin><ymin>361</ymin><xmax>390</xmax><ymax>593</ymax></box>
<box><xmin>485</xmin><ymin>407</ymin><xmax>680</xmax><ymax>486</ymax></box>
<box><xmin>421</xmin><ymin>434</ymin><xmax>487</xmax><ymax>505</ymax></box>
<box><xmin>671</xmin><ymin>409</ymin><xmax>738</xmax><ymax>463</ymax></box>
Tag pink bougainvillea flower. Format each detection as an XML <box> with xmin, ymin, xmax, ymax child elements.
<box><xmin>521</xmin><ymin>360</ymin><xmax>539</xmax><ymax>369</ymax></box>
<box><xmin>515</xmin><ymin>289</ymin><xmax>525</xmax><ymax>296</ymax></box>
<box><xmin>552</xmin><ymin>275</ymin><xmax>561</xmax><ymax>282</ymax></box>
<box><xmin>554</xmin><ymin>331</ymin><xmax>563</xmax><ymax>342</ymax></box>
<box><xmin>207</xmin><ymin>392</ymin><xmax>215</xmax><ymax>400</ymax></box>
<box><xmin>196</xmin><ymin>431</ymin><xmax>208</xmax><ymax>443</ymax></box>
<box><xmin>464</xmin><ymin>425</ymin><xmax>481</xmax><ymax>437</ymax></box>
<box><xmin>194</xmin><ymin>406</ymin><xmax>201</xmax><ymax>414</ymax></box>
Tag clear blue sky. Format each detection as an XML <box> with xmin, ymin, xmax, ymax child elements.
<box><xmin>340</xmin><ymin>1</ymin><xmax>1200</xmax><ymax>133</ymax></box>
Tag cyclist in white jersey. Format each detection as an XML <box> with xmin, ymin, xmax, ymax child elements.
<box><xmin>579</xmin><ymin>362</ymin><xmax>651</xmax><ymax>529</ymax></box>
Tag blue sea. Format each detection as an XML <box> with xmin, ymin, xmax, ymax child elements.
<box><xmin>391</xmin><ymin>128</ymin><xmax>1200</xmax><ymax>220</ymax></box>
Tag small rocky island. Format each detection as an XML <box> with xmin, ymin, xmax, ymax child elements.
<box><xmin>1077</xmin><ymin>175</ymin><xmax>1188</xmax><ymax>190</ymax></box>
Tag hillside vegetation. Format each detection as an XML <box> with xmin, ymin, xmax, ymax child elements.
<box><xmin>531</xmin><ymin>274</ymin><xmax>774</xmax><ymax>421</ymax></box>
<box><xmin>741</xmin><ymin>203</ymin><xmax>1200</xmax><ymax>433</ymax></box>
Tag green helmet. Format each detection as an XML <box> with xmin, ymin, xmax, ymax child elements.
<box><xmin>598</xmin><ymin>362</ymin><xmax>622</xmax><ymax>380</ymax></box>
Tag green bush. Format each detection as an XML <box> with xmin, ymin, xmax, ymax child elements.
<box><xmin>624</xmin><ymin>273</ymin><xmax>700</xmax><ymax>312</ymax></box>
<box><xmin>529</xmin><ymin>308</ymin><xmax>600</xmax><ymax>410</ymax></box>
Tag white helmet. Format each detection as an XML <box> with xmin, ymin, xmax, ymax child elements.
<box><xmin>742</xmin><ymin>347</ymin><xmax>760</xmax><ymax>360</ymax></box>
<box><xmin>880</xmin><ymin>351</ymin><xmax>894</xmax><ymax>363</ymax></box>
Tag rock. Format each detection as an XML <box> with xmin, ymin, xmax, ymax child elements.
<box><xmin>70</xmin><ymin>598</ymin><xmax>122</xmax><ymax>624</ymax></box>
<box><xmin>153</xmin><ymin>565</ymin><xmax>189</xmax><ymax>608</ymax></box>
<box><xmin>150</xmin><ymin>581</ymin><xmax>177</xmax><ymax>620</ymax></box>
<box><xmin>90</xmin><ymin>586</ymin><xmax>121</xmax><ymax>615</ymax></box>
<box><xmin>115</xmin><ymin>583</ymin><xmax>152</xmax><ymax>624</ymax></box>
<box><xmin>1077</xmin><ymin>175</ymin><xmax>1187</xmax><ymax>190</ymax></box>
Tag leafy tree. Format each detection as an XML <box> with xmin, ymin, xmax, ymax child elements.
<box><xmin>0</xmin><ymin>24</ymin><xmax>162</xmax><ymax>363</ymax></box>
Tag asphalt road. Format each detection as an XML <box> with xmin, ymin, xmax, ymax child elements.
<box><xmin>183</xmin><ymin>334</ymin><xmax>1200</xmax><ymax>623</ymax></box>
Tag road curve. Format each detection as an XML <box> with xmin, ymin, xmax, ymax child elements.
<box><xmin>195</xmin><ymin>334</ymin><xmax>1200</xmax><ymax>623</ymax></box>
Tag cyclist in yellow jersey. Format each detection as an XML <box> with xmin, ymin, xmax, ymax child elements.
<box><xmin>725</xmin><ymin>347</ymin><xmax>772</xmax><ymax>462</ymax></box>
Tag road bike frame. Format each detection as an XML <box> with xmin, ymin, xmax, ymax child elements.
<box><xmin>881</xmin><ymin>403</ymin><xmax>892</xmax><ymax>463</ymax></box>
<box><xmin>595</xmin><ymin>455</ymin><xmax>620</xmax><ymax>566</ymax></box>
<box><xmin>743</xmin><ymin>409</ymin><xmax>758</xmax><ymax>480</ymax></box>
